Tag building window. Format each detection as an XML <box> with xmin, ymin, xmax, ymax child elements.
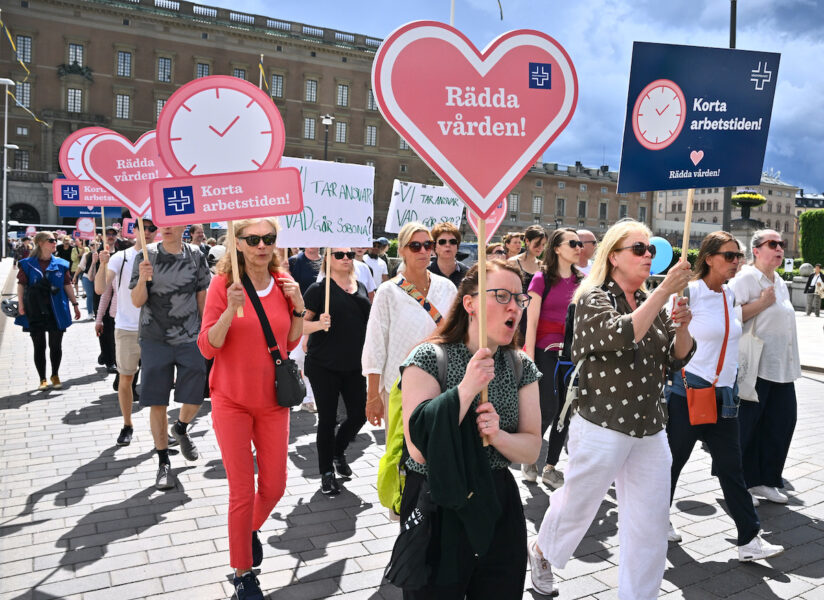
<box><xmin>157</xmin><ymin>57</ymin><xmax>172</xmax><ymax>82</ymax></box>
<box><xmin>336</xmin><ymin>84</ymin><xmax>349</xmax><ymax>107</ymax></box>
<box><xmin>639</xmin><ymin>206</ymin><xmax>647</xmax><ymax>223</ymax></box>
<box><xmin>599</xmin><ymin>202</ymin><xmax>607</xmax><ymax>220</ymax></box>
<box><xmin>365</xmin><ymin>125</ymin><xmax>377</xmax><ymax>146</ymax></box>
<box><xmin>271</xmin><ymin>74</ymin><xmax>283</xmax><ymax>98</ymax></box>
<box><xmin>115</xmin><ymin>94</ymin><xmax>131</xmax><ymax>119</ymax></box>
<box><xmin>305</xmin><ymin>79</ymin><xmax>318</xmax><ymax>102</ymax></box>
<box><xmin>578</xmin><ymin>200</ymin><xmax>587</xmax><ymax>219</ymax></box>
<box><xmin>367</xmin><ymin>89</ymin><xmax>377</xmax><ymax>110</ymax></box>
<box><xmin>17</xmin><ymin>82</ymin><xmax>31</xmax><ymax>108</ymax></box>
<box><xmin>535</xmin><ymin>179</ymin><xmax>543</xmax><ymax>188</ymax></box>
<box><xmin>766</xmin><ymin>219</ymin><xmax>771</xmax><ymax>228</ymax></box>
<box><xmin>532</xmin><ymin>195</ymin><xmax>543</xmax><ymax>215</ymax></box>
<box><xmin>398</xmin><ymin>138</ymin><xmax>410</xmax><ymax>150</ymax></box>
<box><xmin>400</xmin><ymin>164</ymin><xmax>408</xmax><ymax>173</ymax></box>
<box><xmin>303</xmin><ymin>117</ymin><xmax>316</xmax><ymax>140</ymax></box>
<box><xmin>335</xmin><ymin>122</ymin><xmax>348</xmax><ymax>143</ymax></box>
<box><xmin>336</xmin><ymin>157</ymin><xmax>346</xmax><ymax>163</ymax></box>
<box><xmin>116</xmin><ymin>51</ymin><xmax>132</xmax><ymax>77</ymax></box>
<box><xmin>233</xmin><ymin>68</ymin><xmax>246</xmax><ymax>80</ymax></box>
<box><xmin>640</xmin><ymin>192</ymin><xmax>647</xmax><ymax>199</ymax></box>
<box><xmin>68</xmin><ymin>43</ymin><xmax>84</xmax><ymax>66</ymax></box>
<box><xmin>580</xmin><ymin>183</ymin><xmax>587</xmax><ymax>191</ymax></box>
<box><xmin>558</xmin><ymin>181</ymin><xmax>565</xmax><ymax>189</ymax></box>
<box><xmin>713</xmin><ymin>200</ymin><xmax>719</xmax><ymax>210</ymax></box>
<box><xmin>16</xmin><ymin>36</ymin><xmax>32</xmax><ymax>63</ymax></box>
<box><xmin>304</xmin><ymin>154</ymin><xmax>313</xmax><ymax>160</ymax></box>
<box><xmin>601</xmin><ymin>186</ymin><xmax>608</xmax><ymax>193</ymax></box>
<box><xmin>556</xmin><ymin>197</ymin><xmax>565</xmax><ymax>216</ymax></box>
<box><xmin>784</xmin><ymin>221</ymin><xmax>790</xmax><ymax>233</ymax></box>
<box><xmin>14</xmin><ymin>150</ymin><xmax>30</xmax><ymax>170</ymax></box>
<box><xmin>508</xmin><ymin>193</ymin><xmax>520</xmax><ymax>212</ymax></box>
<box><xmin>67</xmin><ymin>88</ymin><xmax>83</xmax><ymax>113</ymax></box>
<box><xmin>16</xmin><ymin>126</ymin><xmax>28</xmax><ymax>136</ymax></box>
<box><xmin>365</xmin><ymin>160</ymin><xmax>375</xmax><ymax>167</ymax></box>
<box><xmin>619</xmin><ymin>204</ymin><xmax>628</xmax><ymax>219</ymax></box>
<box><xmin>196</xmin><ymin>63</ymin><xmax>210</xmax><ymax>78</ymax></box>
<box><xmin>156</xmin><ymin>98</ymin><xmax>166</xmax><ymax>120</ymax></box>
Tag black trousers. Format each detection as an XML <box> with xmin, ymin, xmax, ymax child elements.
<box><xmin>738</xmin><ymin>378</ymin><xmax>797</xmax><ymax>489</ymax></box>
<box><xmin>304</xmin><ymin>360</ymin><xmax>367</xmax><ymax>475</ymax></box>
<box><xmin>666</xmin><ymin>391</ymin><xmax>759</xmax><ymax>546</ymax></box>
<box><xmin>92</xmin><ymin>292</ymin><xmax>116</xmax><ymax>368</ymax></box>
<box><xmin>30</xmin><ymin>330</ymin><xmax>64</xmax><ymax>380</ymax></box>
<box><xmin>534</xmin><ymin>350</ymin><xmax>569</xmax><ymax>466</ymax></box>
<box><xmin>400</xmin><ymin>469</ymin><xmax>527</xmax><ymax>600</ymax></box>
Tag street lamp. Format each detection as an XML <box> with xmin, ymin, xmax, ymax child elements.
<box><xmin>1</xmin><ymin>77</ymin><xmax>15</xmax><ymax>259</ymax></box>
<box><xmin>321</xmin><ymin>114</ymin><xmax>335</xmax><ymax>161</ymax></box>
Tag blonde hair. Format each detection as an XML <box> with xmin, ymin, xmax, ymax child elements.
<box><xmin>572</xmin><ymin>219</ymin><xmax>652</xmax><ymax>304</ymax></box>
<box><xmin>31</xmin><ymin>232</ymin><xmax>55</xmax><ymax>259</ymax></box>
<box><xmin>397</xmin><ymin>221</ymin><xmax>432</xmax><ymax>265</ymax></box>
<box><xmin>320</xmin><ymin>248</ymin><xmax>357</xmax><ymax>286</ymax></box>
<box><xmin>215</xmin><ymin>218</ymin><xmax>285</xmax><ymax>286</ymax></box>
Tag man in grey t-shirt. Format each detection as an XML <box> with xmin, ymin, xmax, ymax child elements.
<box><xmin>130</xmin><ymin>225</ymin><xmax>211</xmax><ymax>490</ymax></box>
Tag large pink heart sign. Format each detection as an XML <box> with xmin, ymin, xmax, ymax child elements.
<box><xmin>373</xmin><ymin>21</ymin><xmax>577</xmax><ymax>218</ymax></box>
<box><xmin>82</xmin><ymin>130</ymin><xmax>171</xmax><ymax>217</ymax></box>
<box><xmin>467</xmin><ymin>199</ymin><xmax>507</xmax><ymax>245</ymax></box>
<box><xmin>53</xmin><ymin>126</ymin><xmax>122</xmax><ymax>208</ymax></box>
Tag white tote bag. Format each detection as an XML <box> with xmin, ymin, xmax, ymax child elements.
<box><xmin>736</xmin><ymin>312</ymin><xmax>762</xmax><ymax>402</ymax></box>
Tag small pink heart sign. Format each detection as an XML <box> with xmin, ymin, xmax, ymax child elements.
<box><xmin>372</xmin><ymin>21</ymin><xmax>577</xmax><ymax>218</ymax></box>
<box><xmin>690</xmin><ymin>150</ymin><xmax>704</xmax><ymax>166</ymax></box>
<box><xmin>467</xmin><ymin>199</ymin><xmax>507</xmax><ymax>245</ymax></box>
<box><xmin>82</xmin><ymin>130</ymin><xmax>171</xmax><ymax>217</ymax></box>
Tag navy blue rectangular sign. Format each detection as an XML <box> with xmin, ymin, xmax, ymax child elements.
<box><xmin>617</xmin><ymin>42</ymin><xmax>780</xmax><ymax>193</ymax></box>
<box><xmin>58</xmin><ymin>206</ymin><xmax>123</xmax><ymax>218</ymax></box>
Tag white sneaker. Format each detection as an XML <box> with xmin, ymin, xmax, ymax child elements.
<box><xmin>738</xmin><ymin>535</ymin><xmax>784</xmax><ymax>562</ymax></box>
<box><xmin>528</xmin><ymin>541</ymin><xmax>559</xmax><ymax>596</ymax></box>
<box><xmin>541</xmin><ymin>465</ymin><xmax>565</xmax><ymax>489</ymax></box>
<box><xmin>521</xmin><ymin>462</ymin><xmax>539</xmax><ymax>483</ymax></box>
<box><xmin>749</xmin><ymin>485</ymin><xmax>788</xmax><ymax>504</ymax></box>
<box><xmin>667</xmin><ymin>522</ymin><xmax>682</xmax><ymax>543</ymax></box>
<box><xmin>301</xmin><ymin>401</ymin><xmax>317</xmax><ymax>413</ymax></box>
<box><xmin>752</xmin><ymin>494</ymin><xmax>760</xmax><ymax>507</ymax></box>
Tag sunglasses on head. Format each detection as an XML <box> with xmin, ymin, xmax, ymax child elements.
<box><xmin>405</xmin><ymin>240</ymin><xmax>435</xmax><ymax>252</ymax></box>
<box><xmin>560</xmin><ymin>240</ymin><xmax>584</xmax><ymax>249</ymax></box>
<box><xmin>617</xmin><ymin>242</ymin><xmax>657</xmax><ymax>258</ymax></box>
<box><xmin>332</xmin><ymin>251</ymin><xmax>356</xmax><ymax>260</ymax></box>
<box><xmin>756</xmin><ymin>239</ymin><xmax>785</xmax><ymax>250</ymax></box>
<box><xmin>711</xmin><ymin>251</ymin><xmax>745</xmax><ymax>262</ymax></box>
<box><xmin>437</xmin><ymin>238</ymin><xmax>458</xmax><ymax>246</ymax></box>
<box><xmin>238</xmin><ymin>234</ymin><xmax>277</xmax><ymax>246</ymax></box>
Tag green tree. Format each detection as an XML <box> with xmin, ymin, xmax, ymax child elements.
<box><xmin>799</xmin><ymin>209</ymin><xmax>824</xmax><ymax>265</ymax></box>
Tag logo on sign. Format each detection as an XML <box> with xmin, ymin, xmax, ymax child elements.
<box><xmin>529</xmin><ymin>62</ymin><xmax>552</xmax><ymax>89</ymax></box>
<box><xmin>750</xmin><ymin>61</ymin><xmax>772</xmax><ymax>91</ymax></box>
<box><xmin>163</xmin><ymin>186</ymin><xmax>195</xmax><ymax>215</ymax></box>
<box><xmin>61</xmin><ymin>185</ymin><xmax>80</xmax><ymax>201</ymax></box>
<box><xmin>126</xmin><ymin>222</ymin><xmax>136</xmax><ymax>235</ymax></box>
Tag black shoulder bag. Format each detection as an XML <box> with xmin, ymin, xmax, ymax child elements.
<box><xmin>241</xmin><ymin>274</ymin><xmax>306</xmax><ymax>408</ymax></box>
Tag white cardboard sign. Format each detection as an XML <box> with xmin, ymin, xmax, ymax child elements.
<box><xmin>385</xmin><ymin>180</ymin><xmax>464</xmax><ymax>233</ymax></box>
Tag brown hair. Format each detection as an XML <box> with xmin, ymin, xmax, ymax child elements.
<box><xmin>486</xmin><ymin>242</ymin><xmax>505</xmax><ymax>256</ymax></box>
<box><xmin>693</xmin><ymin>231</ymin><xmax>740</xmax><ymax>280</ymax></box>
<box><xmin>320</xmin><ymin>248</ymin><xmax>357</xmax><ymax>287</ymax></box>
<box><xmin>430</xmin><ymin>222</ymin><xmax>462</xmax><ymax>245</ymax></box>
<box><xmin>215</xmin><ymin>218</ymin><xmax>286</xmax><ymax>286</ymax></box>
<box><xmin>428</xmin><ymin>259</ymin><xmax>523</xmax><ymax>349</ymax></box>
<box><xmin>540</xmin><ymin>227</ymin><xmax>581</xmax><ymax>287</ymax></box>
<box><xmin>502</xmin><ymin>231</ymin><xmax>522</xmax><ymax>245</ymax></box>
<box><xmin>523</xmin><ymin>224</ymin><xmax>547</xmax><ymax>245</ymax></box>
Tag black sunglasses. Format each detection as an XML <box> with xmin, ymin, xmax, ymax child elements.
<box><xmin>238</xmin><ymin>234</ymin><xmax>277</xmax><ymax>246</ymax></box>
<box><xmin>143</xmin><ymin>224</ymin><xmax>158</xmax><ymax>233</ymax></box>
<box><xmin>490</xmin><ymin>249</ymin><xmax>507</xmax><ymax>256</ymax></box>
<box><xmin>405</xmin><ymin>240</ymin><xmax>435</xmax><ymax>252</ymax></box>
<box><xmin>711</xmin><ymin>251</ymin><xmax>745</xmax><ymax>262</ymax></box>
<box><xmin>755</xmin><ymin>240</ymin><xmax>786</xmax><ymax>250</ymax></box>
<box><xmin>332</xmin><ymin>251</ymin><xmax>356</xmax><ymax>260</ymax></box>
<box><xmin>45</xmin><ymin>238</ymin><xmax>57</xmax><ymax>243</ymax></box>
<box><xmin>472</xmin><ymin>288</ymin><xmax>531</xmax><ymax>309</ymax></box>
<box><xmin>617</xmin><ymin>242</ymin><xmax>657</xmax><ymax>258</ymax></box>
<box><xmin>437</xmin><ymin>238</ymin><xmax>458</xmax><ymax>246</ymax></box>
<box><xmin>560</xmin><ymin>240</ymin><xmax>584</xmax><ymax>249</ymax></box>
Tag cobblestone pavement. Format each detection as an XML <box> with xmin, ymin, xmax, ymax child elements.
<box><xmin>2</xmin><ymin>258</ymin><xmax>824</xmax><ymax>599</ymax></box>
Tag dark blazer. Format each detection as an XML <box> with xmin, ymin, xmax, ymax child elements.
<box><xmin>804</xmin><ymin>272</ymin><xmax>822</xmax><ymax>294</ymax></box>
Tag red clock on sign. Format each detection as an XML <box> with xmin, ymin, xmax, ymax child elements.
<box><xmin>631</xmin><ymin>79</ymin><xmax>686</xmax><ymax>151</ymax></box>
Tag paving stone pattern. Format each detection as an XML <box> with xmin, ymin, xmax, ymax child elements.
<box><xmin>2</xmin><ymin>260</ymin><xmax>824</xmax><ymax>599</ymax></box>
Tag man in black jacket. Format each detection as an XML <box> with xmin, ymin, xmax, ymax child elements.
<box><xmin>804</xmin><ymin>263</ymin><xmax>822</xmax><ymax>317</ymax></box>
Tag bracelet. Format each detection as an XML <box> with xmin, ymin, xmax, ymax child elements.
<box><xmin>71</xmin><ymin>302</ymin><xmax>79</xmax><ymax>306</ymax></box>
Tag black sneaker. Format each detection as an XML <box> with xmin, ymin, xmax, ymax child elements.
<box><xmin>333</xmin><ymin>455</ymin><xmax>352</xmax><ymax>478</ymax></box>
<box><xmin>116</xmin><ymin>426</ymin><xmax>133</xmax><ymax>446</ymax></box>
<box><xmin>106</xmin><ymin>365</ymin><xmax>118</xmax><ymax>374</ymax></box>
<box><xmin>155</xmin><ymin>463</ymin><xmax>174</xmax><ymax>490</ymax></box>
<box><xmin>170</xmin><ymin>425</ymin><xmax>199</xmax><ymax>461</ymax></box>
<box><xmin>232</xmin><ymin>571</ymin><xmax>264</xmax><ymax>600</ymax></box>
<box><xmin>321</xmin><ymin>472</ymin><xmax>340</xmax><ymax>495</ymax></box>
<box><xmin>167</xmin><ymin>434</ymin><xmax>179</xmax><ymax>447</ymax></box>
<box><xmin>113</xmin><ymin>372</ymin><xmax>119</xmax><ymax>392</ymax></box>
<box><xmin>252</xmin><ymin>530</ymin><xmax>263</xmax><ymax>567</ymax></box>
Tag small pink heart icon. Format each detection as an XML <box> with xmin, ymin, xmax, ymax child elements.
<box><xmin>690</xmin><ymin>150</ymin><xmax>704</xmax><ymax>166</ymax></box>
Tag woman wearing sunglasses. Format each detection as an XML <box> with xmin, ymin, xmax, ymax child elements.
<box><xmin>15</xmin><ymin>231</ymin><xmax>81</xmax><ymax>390</ymax></box>
<box><xmin>302</xmin><ymin>248</ymin><xmax>372</xmax><ymax>495</ymax></box>
<box><xmin>530</xmin><ymin>220</ymin><xmax>694</xmax><ymax>599</ymax></box>
<box><xmin>522</xmin><ymin>228</ymin><xmax>582</xmax><ymax>487</ymax></box>
<box><xmin>428</xmin><ymin>222</ymin><xmax>468</xmax><ymax>287</ymax></box>
<box><xmin>509</xmin><ymin>225</ymin><xmax>547</xmax><ymax>337</ymax></box>
<box><xmin>198</xmin><ymin>218</ymin><xmax>304</xmax><ymax>600</ymax></box>
<box><xmin>398</xmin><ymin>260</ymin><xmax>542</xmax><ymax>598</ymax></box>
<box><xmin>665</xmin><ymin>231</ymin><xmax>783</xmax><ymax>561</ymax></box>
<box><xmin>728</xmin><ymin>229</ymin><xmax>800</xmax><ymax>506</ymax></box>
<box><xmin>486</xmin><ymin>243</ymin><xmax>507</xmax><ymax>258</ymax></box>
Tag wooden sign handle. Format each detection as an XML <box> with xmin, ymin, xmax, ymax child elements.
<box><xmin>323</xmin><ymin>247</ymin><xmax>331</xmax><ymax>329</ymax></box>
<box><xmin>226</xmin><ymin>220</ymin><xmax>243</xmax><ymax>317</ymax></box>
<box><xmin>135</xmin><ymin>218</ymin><xmax>151</xmax><ymax>282</ymax></box>
<box><xmin>477</xmin><ymin>217</ymin><xmax>490</xmax><ymax>447</ymax></box>
<box><xmin>677</xmin><ymin>188</ymin><xmax>695</xmax><ymax>299</ymax></box>
<box><xmin>100</xmin><ymin>214</ymin><xmax>107</xmax><ymax>252</ymax></box>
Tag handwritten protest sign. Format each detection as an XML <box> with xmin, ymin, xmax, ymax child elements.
<box><xmin>385</xmin><ymin>180</ymin><xmax>463</xmax><ymax>233</ymax></box>
<box><xmin>467</xmin><ymin>198</ymin><xmax>507</xmax><ymax>245</ymax></box>
<box><xmin>372</xmin><ymin>21</ymin><xmax>578</xmax><ymax>218</ymax></box>
<box><xmin>276</xmin><ymin>157</ymin><xmax>375</xmax><ymax>249</ymax></box>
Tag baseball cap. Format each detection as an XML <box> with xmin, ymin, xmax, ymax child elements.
<box><xmin>373</xmin><ymin>237</ymin><xmax>390</xmax><ymax>246</ymax></box>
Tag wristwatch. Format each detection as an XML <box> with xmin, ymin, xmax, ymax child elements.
<box><xmin>72</xmin><ymin>302</ymin><xmax>79</xmax><ymax>306</ymax></box>
<box><xmin>292</xmin><ymin>308</ymin><xmax>306</xmax><ymax>318</ymax></box>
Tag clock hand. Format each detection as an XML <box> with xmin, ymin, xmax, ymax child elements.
<box><xmin>208</xmin><ymin>115</ymin><xmax>241</xmax><ymax>137</ymax></box>
<box><xmin>655</xmin><ymin>104</ymin><xmax>670</xmax><ymax>116</ymax></box>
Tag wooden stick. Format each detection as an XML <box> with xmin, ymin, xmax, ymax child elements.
<box><xmin>477</xmin><ymin>217</ymin><xmax>490</xmax><ymax>447</ymax></box>
<box><xmin>323</xmin><ymin>247</ymin><xmax>331</xmax><ymax>328</ymax></box>
<box><xmin>135</xmin><ymin>217</ymin><xmax>151</xmax><ymax>281</ymax></box>
<box><xmin>100</xmin><ymin>213</ymin><xmax>107</xmax><ymax>252</ymax></box>
<box><xmin>226</xmin><ymin>220</ymin><xmax>243</xmax><ymax>317</ymax></box>
<box><xmin>677</xmin><ymin>188</ymin><xmax>695</xmax><ymax>298</ymax></box>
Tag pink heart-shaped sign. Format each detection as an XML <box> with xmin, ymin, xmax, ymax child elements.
<box><xmin>59</xmin><ymin>126</ymin><xmax>109</xmax><ymax>179</ymax></box>
<box><xmin>82</xmin><ymin>130</ymin><xmax>171</xmax><ymax>217</ymax></box>
<box><xmin>690</xmin><ymin>150</ymin><xmax>704</xmax><ymax>166</ymax></box>
<box><xmin>467</xmin><ymin>199</ymin><xmax>507</xmax><ymax>245</ymax></box>
<box><xmin>373</xmin><ymin>22</ymin><xmax>577</xmax><ymax>218</ymax></box>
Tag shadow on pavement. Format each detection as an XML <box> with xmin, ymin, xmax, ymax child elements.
<box><xmin>61</xmin><ymin>392</ymin><xmax>143</xmax><ymax>426</ymax></box>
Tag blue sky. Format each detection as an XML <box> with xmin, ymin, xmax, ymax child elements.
<box><xmin>210</xmin><ymin>0</ymin><xmax>823</xmax><ymax>194</ymax></box>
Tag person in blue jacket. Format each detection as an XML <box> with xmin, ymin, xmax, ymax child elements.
<box><xmin>16</xmin><ymin>231</ymin><xmax>81</xmax><ymax>390</ymax></box>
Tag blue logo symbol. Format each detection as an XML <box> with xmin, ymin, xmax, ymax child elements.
<box><xmin>126</xmin><ymin>221</ymin><xmax>136</xmax><ymax>235</ymax></box>
<box><xmin>529</xmin><ymin>62</ymin><xmax>552</xmax><ymax>89</ymax></box>
<box><xmin>61</xmin><ymin>185</ymin><xmax>80</xmax><ymax>201</ymax></box>
<box><xmin>163</xmin><ymin>186</ymin><xmax>195</xmax><ymax>215</ymax></box>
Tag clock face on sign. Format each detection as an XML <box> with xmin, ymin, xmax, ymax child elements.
<box><xmin>59</xmin><ymin>127</ymin><xmax>109</xmax><ymax>179</ymax></box>
<box><xmin>156</xmin><ymin>75</ymin><xmax>285</xmax><ymax>176</ymax></box>
<box><xmin>631</xmin><ymin>79</ymin><xmax>686</xmax><ymax>151</ymax></box>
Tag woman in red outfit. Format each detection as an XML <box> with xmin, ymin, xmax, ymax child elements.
<box><xmin>198</xmin><ymin>218</ymin><xmax>304</xmax><ymax>600</ymax></box>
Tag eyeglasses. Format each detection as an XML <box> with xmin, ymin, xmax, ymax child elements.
<box><xmin>437</xmin><ymin>238</ymin><xmax>458</xmax><ymax>246</ymax></box>
<box><xmin>238</xmin><ymin>234</ymin><xmax>277</xmax><ymax>246</ymax></box>
<box><xmin>755</xmin><ymin>240</ymin><xmax>786</xmax><ymax>250</ymax></box>
<box><xmin>472</xmin><ymin>288</ymin><xmax>531</xmax><ymax>309</ymax></box>
<box><xmin>490</xmin><ymin>249</ymin><xmax>507</xmax><ymax>256</ymax></box>
<box><xmin>45</xmin><ymin>238</ymin><xmax>57</xmax><ymax>244</ymax></box>
<box><xmin>561</xmin><ymin>240</ymin><xmax>584</xmax><ymax>249</ymax></box>
<box><xmin>617</xmin><ymin>242</ymin><xmax>657</xmax><ymax>258</ymax></box>
<box><xmin>711</xmin><ymin>251</ymin><xmax>745</xmax><ymax>262</ymax></box>
<box><xmin>332</xmin><ymin>251</ymin><xmax>356</xmax><ymax>260</ymax></box>
<box><xmin>405</xmin><ymin>240</ymin><xmax>435</xmax><ymax>252</ymax></box>
<box><xmin>143</xmin><ymin>224</ymin><xmax>158</xmax><ymax>233</ymax></box>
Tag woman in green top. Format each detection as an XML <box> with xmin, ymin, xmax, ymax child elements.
<box><xmin>398</xmin><ymin>259</ymin><xmax>542</xmax><ymax>598</ymax></box>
